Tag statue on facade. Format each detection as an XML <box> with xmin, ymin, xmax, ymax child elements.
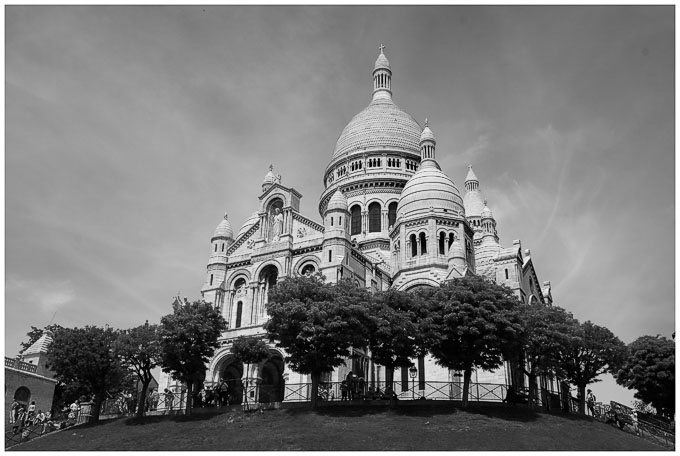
<box><xmin>271</xmin><ymin>207</ymin><xmax>284</xmax><ymax>242</ymax></box>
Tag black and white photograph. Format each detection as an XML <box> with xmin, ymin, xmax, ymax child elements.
<box><xmin>5</xmin><ymin>5</ymin><xmax>675</xmax><ymax>450</ymax></box>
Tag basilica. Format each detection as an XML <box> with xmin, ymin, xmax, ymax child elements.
<box><xmin>163</xmin><ymin>47</ymin><xmax>554</xmax><ymax>404</ymax></box>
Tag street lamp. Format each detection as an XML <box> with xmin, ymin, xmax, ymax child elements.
<box><xmin>409</xmin><ymin>366</ymin><xmax>418</xmax><ymax>400</ymax></box>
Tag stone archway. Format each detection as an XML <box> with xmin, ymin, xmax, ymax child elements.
<box><xmin>258</xmin><ymin>352</ymin><xmax>284</xmax><ymax>403</ymax></box>
<box><xmin>220</xmin><ymin>361</ymin><xmax>244</xmax><ymax>405</ymax></box>
<box><xmin>14</xmin><ymin>386</ymin><xmax>31</xmax><ymax>406</ymax></box>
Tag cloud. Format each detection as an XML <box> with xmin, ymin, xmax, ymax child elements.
<box><xmin>6</xmin><ymin>276</ymin><xmax>75</xmax><ymax>314</ymax></box>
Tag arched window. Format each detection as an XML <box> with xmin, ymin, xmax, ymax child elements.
<box><xmin>350</xmin><ymin>205</ymin><xmax>361</xmax><ymax>235</ymax></box>
<box><xmin>388</xmin><ymin>202</ymin><xmax>397</xmax><ymax>227</ymax></box>
<box><xmin>14</xmin><ymin>387</ymin><xmax>31</xmax><ymax>405</ymax></box>
<box><xmin>210</xmin><ymin>274</ymin><xmax>214</xmax><ymax>286</ymax></box>
<box><xmin>419</xmin><ymin>232</ymin><xmax>427</xmax><ymax>255</ymax></box>
<box><xmin>235</xmin><ymin>302</ymin><xmax>243</xmax><ymax>328</ymax></box>
<box><xmin>301</xmin><ymin>264</ymin><xmax>316</xmax><ymax>276</ymax></box>
<box><xmin>439</xmin><ymin>232</ymin><xmax>445</xmax><ymax>255</ymax></box>
<box><xmin>410</xmin><ymin>234</ymin><xmax>417</xmax><ymax>257</ymax></box>
<box><xmin>448</xmin><ymin>233</ymin><xmax>455</xmax><ymax>248</ymax></box>
<box><xmin>368</xmin><ymin>202</ymin><xmax>381</xmax><ymax>233</ymax></box>
<box><xmin>214</xmin><ymin>243</ymin><xmax>217</xmax><ymax>252</ymax></box>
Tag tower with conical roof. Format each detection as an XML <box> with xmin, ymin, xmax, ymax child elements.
<box><xmin>321</xmin><ymin>189</ymin><xmax>351</xmax><ymax>282</ymax></box>
<box><xmin>202</xmin><ymin>212</ymin><xmax>234</xmax><ymax>313</ymax></box>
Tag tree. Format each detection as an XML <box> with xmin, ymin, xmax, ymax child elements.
<box><xmin>424</xmin><ymin>276</ymin><xmax>523</xmax><ymax>407</ymax></box>
<box><xmin>559</xmin><ymin>320</ymin><xmax>626</xmax><ymax>414</ymax></box>
<box><xmin>264</xmin><ymin>274</ymin><xmax>371</xmax><ymax>408</ymax></box>
<box><xmin>114</xmin><ymin>321</ymin><xmax>162</xmax><ymax>418</ymax></box>
<box><xmin>46</xmin><ymin>326</ymin><xmax>129</xmax><ymax>421</ymax></box>
<box><xmin>159</xmin><ymin>298</ymin><xmax>227</xmax><ymax>416</ymax></box>
<box><xmin>20</xmin><ymin>324</ymin><xmax>63</xmax><ymax>353</ymax></box>
<box><xmin>367</xmin><ymin>289</ymin><xmax>435</xmax><ymax>405</ymax></box>
<box><xmin>230</xmin><ymin>336</ymin><xmax>271</xmax><ymax>409</ymax></box>
<box><xmin>515</xmin><ymin>303</ymin><xmax>581</xmax><ymax>410</ymax></box>
<box><xmin>614</xmin><ymin>335</ymin><xmax>675</xmax><ymax>419</ymax></box>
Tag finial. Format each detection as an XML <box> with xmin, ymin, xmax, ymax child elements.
<box><xmin>468</xmin><ymin>164</ymin><xmax>472</xmax><ymax>169</ymax></box>
<box><xmin>484</xmin><ymin>200</ymin><xmax>487</xmax><ymax>206</ymax></box>
<box><xmin>269</xmin><ymin>164</ymin><xmax>274</xmax><ymax>172</ymax></box>
<box><xmin>425</xmin><ymin>118</ymin><xmax>429</xmax><ymax>127</ymax></box>
<box><xmin>379</xmin><ymin>44</ymin><xmax>386</xmax><ymax>54</ymax></box>
<box><xmin>223</xmin><ymin>212</ymin><xmax>228</xmax><ymax>220</ymax></box>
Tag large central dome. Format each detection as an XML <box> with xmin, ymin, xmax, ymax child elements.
<box><xmin>331</xmin><ymin>97</ymin><xmax>422</xmax><ymax>160</ymax></box>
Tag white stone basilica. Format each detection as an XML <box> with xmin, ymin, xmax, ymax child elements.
<box><xmin>162</xmin><ymin>47</ymin><xmax>555</xmax><ymax>404</ymax></box>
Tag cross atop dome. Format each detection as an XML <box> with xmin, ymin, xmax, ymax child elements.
<box><xmin>379</xmin><ymin>43</ymin><xmax>386</xmax><ymax>54</ymax></box>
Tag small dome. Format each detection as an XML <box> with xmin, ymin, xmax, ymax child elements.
<box><xmin>420</xmin><ymin>124</ymin><xmax>435</xmax><ymax>144</ymax></box>
<box><xmin>327</xmin><ymin>189</ymin><xmax>348</xmax><ymax>212</ymax></box>
<box><xmin>236</xmin><ymin>211</ymin><xmax>259</xmax><ymax>239</ymax></box>
<box><xmin>374</xmin><ymin>51</ymin><xmax>391</xmax><ymax>71</ymax></box>
<box><xmin>481</xmin><ymin>202</ymin><xmax>494</xmax><ymax>219</ymax></box>
<box><xmin>397</xmin><ymin>160</ymin><xmax>464</xmax><ymax>220</ymax></box>
<box><xmin>213</xmin><ymin>213</ymin><xmax>234</xmax><ymax>239</ymax></box>
<box><xmin>262</xmin><ymin>165</ymin><xmax>277</xmax><ymax>187</ymax></box>
<box><xmin>448</xmin><ymin>239</ymin><xmax>465</xmax><ymax>259</ymax></box>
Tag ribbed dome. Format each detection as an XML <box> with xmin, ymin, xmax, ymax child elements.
<box><xmin>236</xmin><ymin>211</ymin><xmax>259</xmax><ymax>239</ymax></box>
<box><xmin>397</xmin><ymin>160</ymin><xmax>464</xmax><ymax>220</ymax></box>
<box><xmin>326</xmin><ymin>189</ymin><xmax>348</xmax><ymax>212</ymax></box>
<box><xmin>213</xmin><ymin>213</ymin><xmax>234</xmax><ymax>239</ymax></box>
<box><xmin>332</xmin><ymin>97</ymin><xmax>422</xmax><ymax>160</ymax></box>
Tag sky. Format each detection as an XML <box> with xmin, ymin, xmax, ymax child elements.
<box><xmin>5</xmin><ymin>5</ymin><xmax>675</xmax><ymax>406</ymax></box>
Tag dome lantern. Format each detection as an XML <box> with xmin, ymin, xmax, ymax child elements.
<box><xmin>419</xmin><ymin>118</ymin><xmax>436</xmax><ymax>161</ymax></box>
<box><xmin>372</xmin><ymin>44</ymin><xmax>393</xmax><ymax>101</ymax></box>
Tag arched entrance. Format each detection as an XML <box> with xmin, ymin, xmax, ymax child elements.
<box><xmin>258</xmin><ymin>352</ymin><xmax>284</xmax><ymax>403</ymax></box>
<box><xmin>220</xmin><ymin>361</ymin><xmax>244</xmax><ymax>405</ymax></box>
<box><xmin>14</xmin><ymin>386</ymin><xmax>31</xmax><ymax>406</ymax></box>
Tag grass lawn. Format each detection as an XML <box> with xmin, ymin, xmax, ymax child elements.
<box><xmin>10</xmin><ymin>403</ymin><xmax>667</xmax><ymax>451</ymax></box>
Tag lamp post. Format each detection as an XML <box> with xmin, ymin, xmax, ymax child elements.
<box><xmin>409</xmin><ymin>366</ymin><xmax>418</xmax><ymax>400</ymax></box>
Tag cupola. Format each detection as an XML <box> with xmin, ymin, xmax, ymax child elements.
<box><xmin>213</xmin><ymin>212</ymin><xmax>234</xmax><ymax>240</ymax></box>
<box><xmin>373</xmin><ymin>44</ymin><xmax>392</xmax><ymax>100</ymax></box>
<box><xmin>420</xmin><ymin>118</ymin><xmax>436</xmax><ymax>161</ymax></box>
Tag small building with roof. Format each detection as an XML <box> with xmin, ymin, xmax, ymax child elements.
<box><xmin>5</xmin><ymin>331</ymin><xmax>58</xmax><ymax>422</ymax></box>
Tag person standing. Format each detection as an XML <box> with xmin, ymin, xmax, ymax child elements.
<box><xmin>9</xmin><ymin>399</ymin><xmax>19</xmax><ymax>424</ymax></box>
<box><xmin>345</xmin><ymin>372</ymin><xmax>354</xmax><ymax>400</ymax></box>
<box><xmin>586</xmin><ymin>389</ymin><xmax>596</xmax><ymax>416</ymax></box>
<box><xmin>164</xmin><ymin>388</ymin><xmax>175</xmax><ymax>411</ymax></box>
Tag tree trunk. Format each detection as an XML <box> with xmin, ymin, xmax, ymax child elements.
<box><xmin>310</xmin><ymin>372</ymin><xmax>320</xmax><ymax>409</ymax></box>
<box><xmin>527</xmin><ymin>373</ymin><xmax>537</xmax><ymax>411</ymax></box>
<box><xmin>92</xmin><ymin>391</ymin><xmax>104</xmax><ymax>422</ymax></box>
<box><xmin>462</xmin><ymin>368</ymin><xmax>472</xmax><ymax>408</ymax></box>
<box><xmin>578</xmin><ymin>384</ymin><xmax>586</xmax><ymax>415</ymax></box>
<box><xmin>185</xmin><ymin>381</ymin><xmax>193</xmax><ymax>416</ymax></box>
<box><xmin>137</xmin><ymin>378</ymin><xmax>151</xmax><ymax>418</ymax></box>
<box><xmin>386</xmin><ymin>367</ymin><xmax>395</xmax><ymax>407</ymax></box>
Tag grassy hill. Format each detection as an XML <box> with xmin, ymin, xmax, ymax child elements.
<box><xmin>10</xmin><ymin>403</ymin><xmax>666</xmax><ymax>451</ymax></box>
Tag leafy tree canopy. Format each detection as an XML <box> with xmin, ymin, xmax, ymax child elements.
<box><xmin>46</xmin><ymin>325</ymin><xmax>129</xmax><ymax>421</ymax></box>
<box><xmin>159</xmin><ymin>299</ymin><xmax>227</xmax><ymax>415</ymax></box>
<box><xmin>264</xmin><ymin>274</ymin><xmax>372</xmax><ymax>407</ymax></box>
<box><xmin>559</xmin><ymin>320</ymin><xmax>626</xmax><ymax>413</ymax></box>
<box><xmin>515</xmin><ymin>303</ymin><xmax>581</xmax><ymax>409</ymax></box>
<box><xmin>114</xmin><ymin>321</ymin><xmax>162</xmax><ymax>417</ymax></box>
<box><xmin>615</xmin><ymin>335</ymin><xmax>675</xmax><ymax>418</ymax></box>
<box><xmin>424</xmin><ymin>276</ymin><xmax>523</xmax><ymax>406</ymax></box>
<box><xmin>231</xmin><ymin>336</ymin><xmax>271</xmax><ymax>365</ymax></box>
